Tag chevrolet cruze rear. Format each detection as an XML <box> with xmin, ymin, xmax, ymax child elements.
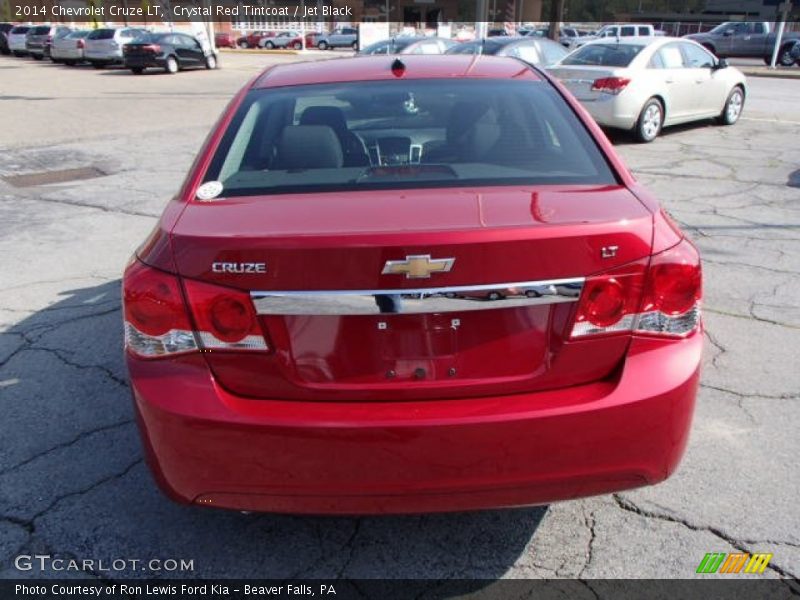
<box><xmin>124</xmin><ymin>55</ymin><xmax>701</xmax><ymax>514</ymax></box>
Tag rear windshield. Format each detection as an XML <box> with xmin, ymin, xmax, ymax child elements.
<box><xmin>88</xmin><ymin>29</ymin><xmax>115</xmax><ymax>40</ymax></box>
<box><xmin>67</xmin><ymin>30</ymin><xmax>91</xmax><ymax>39</ymax></box>
<box><xmin>30</xmin><ymin>26</ymin><xmax>50</xmax><ymax>35</ymax></box>
<box><xmin>562</xmin><ymin>43</ymin><xmax>644</xmax><ymax>67</ymax></box>
<box><xmin>11</xmin><ymin>26</ymin><xmax>30</xmax><ymax>34</ymax></box>
<box><xmin>203</xmin><ymin>79</ymin><xmax>616</xmax><ymax>197</ymax></box>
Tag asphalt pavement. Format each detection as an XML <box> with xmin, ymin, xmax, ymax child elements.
<box><xmin>0</xmin><ymin>52</ymin><xmax>798</xmax><ymax>584</ymax></box>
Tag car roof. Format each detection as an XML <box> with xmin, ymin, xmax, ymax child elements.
<box><xmin>253</xmin><ymin>55</ymin><xmax>542</xmax><ymax>89</ymax></box>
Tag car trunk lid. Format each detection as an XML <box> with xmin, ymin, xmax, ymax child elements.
<box><xmin>169</xmin><ymin>185</ymin><xmax>653</xmax><ymax>400</ymax></box>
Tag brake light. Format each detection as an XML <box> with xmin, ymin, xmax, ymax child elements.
<box><xmin>123</xmin><ymin>260</ymin><xmax>196</xmax><ymax>357</ymax></box>
<box><xmin>183</xmin><ymin>278</ymin><xmax>268</xmax><ymax>351</ymax></box>
<box><xmin>76</xmin><ymin>39</ymin><xmax>85</xmax><ymax>49</ymax></box>
<box><xmin>571</xmin><ymin>260</ymin><xmax>646</xmax><ymax>337</ymax></box>
<box><xmin>144</xmin><ymin>44</ymin><xmax>161</xmax><ymax>53</ymax></box>
<box><xmin>123</xmin><ymin>259</ymin><xmax>269</xmax><ymax>358</ymax></box>
<box><xmin>591</xmin><ymin>77</ymin><xmax>631</xmax><ymax>95</ymax></box>
<box><xmin>571</xmin><ymin>239</ymin><xmax>701</xmax><ymax>339</ymax></box>
<box><xmin>635</xmin><ymin>239</ymin><xmax>702</xmax><ymax>337</ymax></box>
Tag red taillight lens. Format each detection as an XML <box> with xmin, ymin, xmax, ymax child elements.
<box><xmin>123</xmin><ymin>259</ymin><xmax>197</xmax><ymax>358</ymax></box>
<box><xmin>583</xmin><ymin>279</ymin><xmax>625</xmax><ymax>327</ymax></box>
<box><xmin>183</xmin><ymin>279</ymin><xmax>268</xmax><ymax>351</ymax></box>
<box><xmin>635</xmin><ymin>239</ymin><xmax>702</xmax><ymax>336</ymax></box>
<box><xmin>77</xmin><ymin>39</ymin><xmax>85</xmax><ymax>49</ymax></box>
<box><xmin>145</xmin><ymin>44</ymin><xmax>161</xmax><ymax>53</ymax></box>
<box><xmin>572</xmin><ymin>260</ymin><xmax>646</xmax><ymax>338</ymax></box>
<box><xmin>644</xmin><ymin>242</ymin><xmax>702</xmax><ymax>316</ymax></box>
<box><xmin>591</xmin><ymin>77</ymin><xmax>631</xmax><ymax>95</ymax></box>
<box><xmin>571</xmin><ymin>240</ymin><xmax>702</xmax><ymax>339</ymax></box>
<box><xmin>123</xmin><ymin>260</ymin><xmax>189</xmax><ymax>336</ymax></box>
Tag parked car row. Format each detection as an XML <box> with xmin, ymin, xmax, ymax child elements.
<box><xmin>1</xmin><ymin>23</ymin><xmax>217</xmax><ymax>75</ymax></box>
<box><xmin>233</xmin><ymin>27</ymin><xmax>355</xmax><ymax>51</ymax></box>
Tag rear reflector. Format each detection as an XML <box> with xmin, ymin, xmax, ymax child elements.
<box><xmin>571</xmin><ymin>239</ymin><xmax>701</xmax><ymax>339</ymax></box>
<box><xmin>591</xmin><ymin>77</ymin><xmax>631</xmax><ymax>95</ymax></box>
<box><xmin>123</xmin><ymin>259</ymin><xmax>268</xmax><ymax>358</ymax></box>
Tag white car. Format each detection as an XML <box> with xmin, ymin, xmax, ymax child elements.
<box><xmin>548</xmin><ymin>37</ymin><xmax>747</xmax><ymax>142</ymax></box>
<box><xmin>84</xmin><ymin>27</ymin><xmax>148</xmax><ymax>68</ymax></box>
<box><xmin>7</xmin><ymin>25</ymin><xmax>32</xmax><ymax>56</ymax></box>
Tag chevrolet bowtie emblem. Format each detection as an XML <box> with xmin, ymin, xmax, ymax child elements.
<box><xmin>382</xmin><ymin>255</ymin><xmax>455</xmax><ymax>279</ymax></box>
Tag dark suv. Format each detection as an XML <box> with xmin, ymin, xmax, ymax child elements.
<box><xmin>26</xmin><ymin>25</ymin><xmax>72</xmax><ymax>60</ymax></box>
<box><xmin>0</xmin><ymin>23</ymin><xmax>13</xmax><ymax>55</ymax></box>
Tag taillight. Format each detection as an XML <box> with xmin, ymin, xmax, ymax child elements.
<box><xmin>145</xmin><ymin>44</ymin><xmax>161</xmax><ymax>53</ymax></box>
<box><xmin>183</xmin><ymin>279</ymin><xmax>268</xmax><ymax>351</ymax></box>
<box><xmin>571</xmin><ymin>260</ymin><xmax>646</xmax><ymax>338</ymax></box>
<box><xmin>591</xmin><ymin>77</ymin><xmax>631</xmax><ymax>95</ymax></box>
<box><xmin>76</xmin><ymin>39</ymin><xmax>85</xmax><ymax>49</ymax></box>
<box><xmin>123</xmin><ymin>260</ymin><xmax>196</xmax><ymax>357</ymax></box>
<box><xmin>635</xmin><ymin>239</ymin><xmax>702</xmax><ymax>337</ymax></box>
<box><xmin>571</xmin><ymin>239</ymin><xmax>701</xmax><ymax>339</ymax></box>
<box><xmin>123</xmin><ymin>259</ymin><xmax>269</xmax><ymax>358</ymax></box>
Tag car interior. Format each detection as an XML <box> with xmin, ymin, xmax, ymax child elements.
<box><xmin>209</xmin><ymin>80</ymin><xmax>615</xmax><ymax>194</ymax></box>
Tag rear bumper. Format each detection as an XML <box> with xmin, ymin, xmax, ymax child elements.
<box><xmin>124</xmin><ymin>57</ymin><xmax>166</xmax><ymax>69</ymax></box>
<box><xmin>580</xmin><ymin>95</ymin><xmax>639</xmax><ymax>131</ymax></box>
<box><xmin>85</xmin><ymin>50</ymin><xmax>123</xmax><ymax>63</ymax></box>
<box><xmin>129</xmin><ymin>333</ymin><xmax>701</xmax><ymax>515</ymax></box>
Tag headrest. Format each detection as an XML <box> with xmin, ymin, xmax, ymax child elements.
<box><xmin>274</xmin><ymin>125</ymin><xmax>343</xmax><ymax>170</ymax></box>
<box><xmin>299</xmin><ymin>106</ymin><xmax>349</xmax><ymax>136</ymax></box>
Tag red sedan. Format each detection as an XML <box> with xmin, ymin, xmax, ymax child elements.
<box><xmin>123</xmin><ymin>56</ymin><xmax>702</xmax><ymax>515</ymax></box>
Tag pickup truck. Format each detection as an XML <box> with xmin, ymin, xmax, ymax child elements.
<box><xmin>570</xmin><ymin>24</ymin><xmax>662</xmax><ymax>49</ymax></box>
<box><xmin>684</xmin><ymin>22</ymin><xmax>800</xmax><ymax>66</ymax></box>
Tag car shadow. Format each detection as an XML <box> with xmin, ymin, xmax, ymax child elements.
<box><xmin>604</xmin><ymin>119</ymin><xmax>721</xmax><ymax>146</ymax></box>
<box><xmin>0</xmin><ymin>280</ymin><xmax>547</xmax><ymax>580</ymax></box>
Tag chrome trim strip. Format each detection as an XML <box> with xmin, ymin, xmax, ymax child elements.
<box><xmin>251</xmin><ymin>278</ymin><xmax>585</xmax><ymax>316</ymax></box>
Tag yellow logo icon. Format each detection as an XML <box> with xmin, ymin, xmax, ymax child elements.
<box><xmin>382</xmin><ymin>255</ymin><xmax>455</xmax><ymax>279</ymax></box>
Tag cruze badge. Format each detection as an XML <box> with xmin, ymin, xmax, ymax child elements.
<box><xmin>382</xmin><ymin>255</ymin><xmax>455</xmax><ymax>279</ymax></box>
<box><xmin>212</xmin><ymin>262</ymin><xmax>266</xmax><ymax>274</ymax></box>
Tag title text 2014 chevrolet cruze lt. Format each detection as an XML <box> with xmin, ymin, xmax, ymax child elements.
<box><xmin>123</xmin><ymin>56</ymin><xmax>702</xmax><ymax>515</ymax></box>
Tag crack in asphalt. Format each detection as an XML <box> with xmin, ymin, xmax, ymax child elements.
<box><xmin>0</xmin><ymin>193</ymin><xmax>159</xmax><ymax>219</ymax></box>
<box><xmin>699</xmin><ymin>383</ymin><xmax>799</xmax><ymax>401</ymax></box>
<box><xmin>0</xmin><ymin>419</ymin><xmax>134</xmax><ymax>477</ymax></box>
<box><xmin>577</xmin><ymin>508</ymin><xmax>598</xmax><ymax>580</ymax></box>
<box><xmin>613</xmin><ymin>494</ymin><xmax>800</xmax><ymax>585</ymax></box>
<box><xmin>335</xmin><ymin>519</ymin><xmax>363</xmax><ymax>580</ymax></box>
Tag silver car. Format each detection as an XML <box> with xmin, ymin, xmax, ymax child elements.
<box><xmin>317</xmin><ymin>27</ymin><xmax>358</xmax><ymax>50</ymax></box>
<box><xmin>548</xmin><ymin>37</ymin><xmax>747</xmax><ymax>142</ymax></box>
<box><xmin>51</xmin><ymin>30</ymin><xmax>92</xmax><ymax>65</ymax></box>
<box><xmin>25</xmin><ymin>24</ymin><xmax>71</xmax><ymax>60</ymax></box>
<box><xmin>8</xmin><ymin>25</ymin><xmax>32</xmax><ymax>56</ymax></box>
<box><xmin>259</xmin><ymin>31</ymin><xmax>299</xmax><ymax>49</ymax></box>
<box><xmin>84</xmin><ymin>27</ymin><xmax>148</xmax><ymax>68</ymax></box>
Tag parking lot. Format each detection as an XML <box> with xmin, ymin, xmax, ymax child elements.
<box><xmin>0</xmin><ymin>51</ymin><xmax>798</xmax><ymax>583</ymax></box>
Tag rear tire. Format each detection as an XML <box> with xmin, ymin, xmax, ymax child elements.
<box><xmin>65</xmin><ymin>60</ymin><xmax>76</xmax><ymax>66</ymax></box>
<box><xmin>238</xmin><ymin>41</ymin><xmax>248</xmax><ymax>49</ymax></box>
<box><xmin>204</xmin><ymin>54</ymin><xmax>217</xmax><ymax>69</ymax></box>
<box><xmin>91</xmin><ymin>61</ymin><xmax>104</xmax><ymax>69</ymax></box>
<box><xmin>778</xmin><ymin>46</ymin><xmax>795</xmax><ymax>67</ymax></box>
<box><xmin>634</xmin><ymin>97</ymin><xmax>663</xmax><ymax>143</ymax></box>
<box><xmin>293</xmin><ymin>42</ymin><xmax>302</xmax><ymax>50</ymax></box>
<box><xmin>352</xmin><ymin>41</ymin><xmax>358</xmax><ymax>50</ymax></box>
<box><xmin>32</xmin><ymin>54</ymin><xmax>43</xmax><ymax>61</ymax></box>
<box><xmin>265</xmin><ymin>41</ymin><xmax>275</xmax><ymax>49</ymax></box>
<box><xmin>165</xmin><ymin>56</ymin><xmax>178</xmax><ymax>74</ymax></box>
<box><xmin>317</xmin><ymin>41</ymin><xmax>328</xmax><ymax>50</ymax></box>
<box><xmin>131</xmin><ymin>67</ymin><xmax>144</xmax><ymax>75</ymax></box>
<box><xmin>718</xmin><ymin>86</ymin><xmax>744</xmax><ymax>125</ymax></box>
